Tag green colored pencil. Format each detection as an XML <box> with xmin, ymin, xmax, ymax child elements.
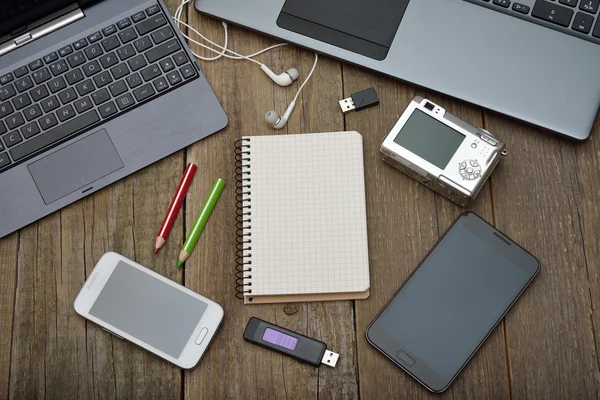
<box><xmin>178</xmin><ymin>178</ymin><xmax>225</xmax><ymax>267</ymax></box>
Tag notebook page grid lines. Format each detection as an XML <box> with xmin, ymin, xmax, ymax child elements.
<box><xmin>242</xmin><ymin>132</ymin><xmax>370</xmax><ymax>297</ymax></box>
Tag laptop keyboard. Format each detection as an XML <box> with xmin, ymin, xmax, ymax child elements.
<box><xmin>0</xmin><ymin>4</ymin><xmax>198</xmax><ymax>173</ymax></box>
<box><xmin>465</xmin><ymin>0</ymin><xmax>600</xmax><ymax>45</ymax></box>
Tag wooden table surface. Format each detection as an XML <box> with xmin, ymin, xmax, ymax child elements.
<box><xmin>2</xmin><ymin>1</ymin><xmax>600</xmax><ymax>399</ymax></box>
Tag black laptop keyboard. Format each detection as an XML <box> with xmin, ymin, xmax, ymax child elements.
<box><xmin>0</xmin><ymin>4</ymin><xmax>198</xmax><ymax>173</ymax></box>
<box><xmin>466</xmin><ymin>0</ymin><xmax>600</xmax><ymax>44</ymax></box>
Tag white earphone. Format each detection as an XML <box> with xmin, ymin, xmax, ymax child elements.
<box><xmin>172</xmin><ymin>0</ymin><xmax>318</xmax><ymax>127</ymax></box>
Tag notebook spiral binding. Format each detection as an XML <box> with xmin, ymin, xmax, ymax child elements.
<box><xmin>235</xmin><ymin>138</ymin><xmax>253</xmax><ymax>299</ymax></box>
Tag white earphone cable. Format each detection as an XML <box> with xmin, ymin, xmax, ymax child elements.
<box><xmin>293</xmin><ymin>53</ymin><xmax>318</xmax><ymax>102</ymax></box>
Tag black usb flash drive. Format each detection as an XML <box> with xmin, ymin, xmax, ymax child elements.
<box><xmin>243</xmin><ymin>317</ymin><xmax>339</xmax><ymax>367</ymax></box>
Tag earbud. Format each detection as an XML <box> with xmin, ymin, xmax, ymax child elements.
<box><xmin>265</xmin><ymin>101</ymin><xmax>296</xmax><ymax>130</ymax></box>
<box><xmin>261</xmin><ymin>64</ymin><xmax>299</xmax><ymax>87</ymax></box>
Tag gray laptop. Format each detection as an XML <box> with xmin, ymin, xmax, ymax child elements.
<box><xmin>0</xmin><ymin>0</ymin><xmax>227</xmax><ymax>238</ymax></box>
<box><xmin>196</xmin><ymin>0</ymin><xmax>600</xmax><ymax>141</ymax></box>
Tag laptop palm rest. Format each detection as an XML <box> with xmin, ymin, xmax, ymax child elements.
<box><xmin>28</xmin><ymin>129</ymin><xmax>124</xmax><ymax>204</ymax></box>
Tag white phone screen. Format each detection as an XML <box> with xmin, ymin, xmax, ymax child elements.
<box><xmin>89</xmin><ymin>261</ymin><xmax>207</xmax><ymax>358</ymax></box>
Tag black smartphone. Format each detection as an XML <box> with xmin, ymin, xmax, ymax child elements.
<box><xmin>366</xmin><ymin>212</ymin><xmax>540</xmax><ymax>393</ymax></box>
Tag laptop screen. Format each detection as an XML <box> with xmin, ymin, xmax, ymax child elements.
<box><xmin>0</xmin><ymin>0</ymin><xmax>94</xmax><ymax>39</ymax></box>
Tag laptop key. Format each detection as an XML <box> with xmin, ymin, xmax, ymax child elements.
<box><xmin>49</xmin><ymin>59</ymin><xmax>68</xmax><ymax>76</ymax></box>
<box><xmin>117</xmin><ymin>18</ymin><xmax>132</xmax><ymax>30</ymax></box>
<box><xmin>141</xmin><ymin>64</ymin><xmax>161</xmax><ymax>81</ymax></box>
<box><xmin>101</xmin><ymin>35</ymin><xmax>120</xmax><ymax>52</ymax></box>
<box><xmin>492</xmin><ymin>0</ymin><xmax>510</xmax><ymax>8</ymax></box>
<box><xmin>0</xmin><ymin>152</ymin><xmax>10</xmax><ymax>169</ymax></box>
<box><xmin>160</xmin><ymin>58</ymin><xmax>175</xmax><ymax>72</ymax></box>
<box><xmin>116</xmin><ymin>93</ymin><xmax>135</xmax><ymax>110</ymax></box>
<box><xmin>146</xmin><ymin>39</ymin><xmax>180</xmax><ymax>63</ymax></box>
<box><xmin>103</xmin><ymin>25</ymin><xmax>117</xmax><ymax>36</ymax></box>
<box><xmin>151</xmin><ymin>26</ymin><xmax>173</xmax><ymax>44</ymax></box>
<box><xmin>173</xmin><ymin>51</ymin><xmax>187</xmax><ymax>66</ymax></box>
<box><xmin>126</xmin><ymin>73</ymin><xmax>142</xmax><ymax>88</ymax></box>
<box><xmin>136</xmin><ymin>14</ymin><xmax>167</xmax><ymax>36</ymax></box>
<box><xmin>594</xmin><ymin>16</ymin><xmax>600</xmax><ymax>37</ymax></box>
<box><xmin>13</xmin><ymin>66</ymin><xmax>28</xmax><ymax>78</ymax></box>
<box><xmin>15</xmin><ymin>76</ymin><xmax>34</xmax><ymax>93</ymax></box>
<box><xmin>559</xmin><ymin>0</ymin><xmax>577</xmax><ymax>6</ymax></box>
<box><xmin>23</xmin><ymin>104</ymin><xmax>42</xmax><ymax>121</ymax></box>
<box><xmin>74</xmin><ymin>96</ymin><xmax>93</xmax><ymax>113</ymax></box>
<box><xmin>117</xmin><ymin>44</ymin><xmax>135</xmax><ymax>61</ymax></box>
<box><xmin>133</xmin><ymin>83</ymin><xmax>156</xmax><ymax>101</ymax></box>
<box><xmin>59</xmin><ymin>45</ymin><xmax>73</xmax><ymax>57</ymax></box>
<box><xmin>38</xmin><ymin>113</ymin><xmax>58</xmax><ymax>130</ymax></box>
<box><xmin>72</xmin><ymin>38</ymin><xmax>88</xmax><ymax>51</ymax></box>
<box><xmin>0</xmin><ymin>102</ymin><xmax>14</xmax><ymax>118</ymax></box>
<box><xmin>0</xmin><ymin>84</ymin><xmax>16</xmax><ymax>101</ymax></box>
<box><xmin>6</xmin><ymin>113</ymin><xmax>24</xmax><ymax>129</ymax></box>
<box><xmin>30</xmin><ymin>85</ymin><xmax>49</xmax><ymax>102</ymax></box>
<box><xmin>58</xmin><ymin>87</ymin><xmax>78</xmax><ymax>104</ymax></box>
<box><xmin>43</xmin><ymin>52</ymin><xmax>58</xmax><ymax>64</ymax></box>
<box><xmin>41</xmin><ymin>96</ymin><xmax>60</xmax><ymax>113</ymax></box>
<box><xmin>76</xmin><ymin>80</ymin><xmax>95</xmax><ymax>96</ymax></box>
<box><xmin>0</xmin><ymin>73</ymin><xmax>13</xmax><ymax>85</ymax></box>
<box><xmin>167</xmin><ymin>70</ymin><xmax>182</xmax><ymax>85</ymax></box>
<box><xmin>153</xmin><ymin>77</ymin><xmax>168</xmax><ymax>92</ymax></box>
<box><xmin>580</xmin><ymin>0</ymin><xmax>600</xmax><ymax>13</ymax></box>
<box><xmin>99</xmin><ymin>101</ymin><xmax>118</xmax><ymax>118</ymax></box>
<box><xmin>512</xmin><ymin>3</ymin><xmax>530</xmax><ymax>13</ymax></box>
<box><xmin>93</xmin><ymin>71</ymin><xmax>113</xmax><ymax>88</ymax></box>
<box><xmin>92</xmin><ymin>88</ymin><xmax>110</xmax><ymax>105</ymax></box>
<box><xmin>146</xmin><ymin>5</ymin><xmax>160</xmax><ymax>15</ymax></box>
<box><xmin>128</xmin><ymin>55</ymin><xmax>147</xmax><ymax>71</ymax></box>
<box><xmin>3</xmin><ymin>132</ymin><xmax>22</xmax><ymax>148</ymax></box>
<box><xmin>134</xmin><ymin>36</ymin><xmax>153</xmax><ymax>53</ymax></box>
<box><xmin>572</xmin><ymin>12</ymin><xmax>594</xmax><ymax>33</ymax></box>
<box><xmin>67</xmin><ymin>52</ymin><xmax>86</xmax><ymax>68</ymax></box>
<box><xmin>21</xmin><ymin>122</ymin><xmax>40</xmax><ymax>139</ymax></box>
<box><xmin>28</xmin><ymin>59</ymin><xmax>44</xmax><ymax>71</ymax></box>
<box><xmin>108</xmin><ymin>80</ymin><xmax>127</xmax><ymax>97</ymax></box>
<box><xmin>132</xmin><ymin>11</ymin><xmax>146</xmax><ymax>23</ymax></box>
<box><xmin>10</xmin><ymin>110</ymin><xmax>100</xmax><ymax>161</ymax></box>
<box><xmin>56</xmin><ymin>105</ymin><xmax>76</xmax><ymax>122</ymax></box>
<box><xmin>119</xmin><ymin>27</ymin><xmax>138</xmax><ymax>44</ymax></box>
<box><xmin>99</xmin><ymin>52</ymin><xmax>119</xmax><ymax>69</ymax></box>
<box><xmin>65</xmin><ymin>69</ymin><xmax>84</xmax><ymax>85</ymax></box>
<box><xmin>180</xmin><ymin>64</ymin><xmax>195</xmax><ymax>79</ymax></box>
<box><xmin>0</xmin><ymin>121</ymin><xmax>5</xmax><ymax>135</ymax></box>
<box><xmin>111</xmin><ymin>63</ymin><xmax>130</xmax><ymax>80</ymax></box>
<box><xmin>532</xmin><ymin>1</ymin><xmax>574</xmax><ymax>27</ymax></box>
<box><xmin>48</xmin><ymin>76</ymin><xmax>67</xmax><ymax>93</ymax></box>
<box><xmin>84</xmin><ymin>44</ymin><xmax>103</xmax><ymax>60</ymax></box>
<box><xmin>32</xmin><ymin>68</ymin><xmax>52</xmax><ymax>84</ymax></box>
<box><xmin>82</xmin><ymin>60</ymin><xmax>101</xmax><ymax>77</ymax></box>
<box><xmin>13</xmin><ymin>93</ymin><xmax>32</xmax><ymax>110</ymax></box>
<box><xmin>87</xmin><ymin>31</ymin><xmax>103</xmax><ymax>43</ymax></box>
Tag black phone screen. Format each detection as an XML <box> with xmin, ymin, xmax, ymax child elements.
<box><xmin>367</xmin><ymin>213</ymin><xmax>539</xmax><ymax>392</ymax></box>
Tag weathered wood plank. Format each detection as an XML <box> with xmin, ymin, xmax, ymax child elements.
<box><xmin>0</xmin><ymin>233</ymin><xmax>18</xmax><ymax>400</ymax></box>
<box><xmin>485</xmin><ymin>113</ymin><xmax>600</xmax><ymax>399</ymax></box>
<box><xmin>183</xmin><ymin>9</ymin><xmax>357</xmax><ymax>399</ymax></box>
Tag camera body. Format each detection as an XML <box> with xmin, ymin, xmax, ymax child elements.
<box><xmin>381</xmin><ymin>97</ymin><xmax>507</xmax><ymax>207</ymax></box>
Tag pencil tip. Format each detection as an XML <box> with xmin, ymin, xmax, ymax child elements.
<box><xmin>177</xmin><ymin>260</ymin><xmax>183</xmax><ymax>268</ymax></box>
<box><xmin>154</xmin><ymin>248</ymin><xmax>159</xmax><ymax>254</ymax></box>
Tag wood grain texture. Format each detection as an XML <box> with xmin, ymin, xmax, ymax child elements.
<box><xmin>485</xmin><ymin>113</ymin><xmax>600</xmax><ymax>399</ymax></box>
<box><xmin>0</xmin><ymin>232</ymin><xmax>18</xmax><ymax>400</ymax></box>
<box><xmin>182</xmin><ymin>8</ymin><xmax>358</xmax><ymax>400</ymax></box>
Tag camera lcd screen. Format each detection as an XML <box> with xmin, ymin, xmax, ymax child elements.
<box><xmin>393</xmin><ymin>109</ymin><xmax>465</xmax><ymax>169</ymax></box>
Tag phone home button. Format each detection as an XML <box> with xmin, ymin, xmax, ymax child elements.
<box><xmin>195</xmin><ymin>327</ymin><xmax>208</xmax><ymax>345</ymax></box>
<box><xmin>396</xmin><ymin>350</ymin><xmax>415</xmax><ymax>367</ymax></box>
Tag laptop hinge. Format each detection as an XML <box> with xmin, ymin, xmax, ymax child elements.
<box><xmin>0</xmin><ymin>7</ymin><xmax>85</xmax><ymax>57</ymax></box>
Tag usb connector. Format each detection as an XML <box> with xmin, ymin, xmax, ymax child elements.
<box><xmin>321</xmin><ymin>349</ymin><xmax>340</xmax><ymax>367</ymax></box>
<box><xmin>339</xmin><ymin>87</ymin><xmax>379</xmax><ymax>114</ymax></box>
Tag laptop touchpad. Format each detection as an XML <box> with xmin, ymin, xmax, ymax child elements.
<box><xmin>277</xmin><ymin>0</ymin><xmax>410</xmax><ymax>60</ymax></box>
<box><xmin>28</xmin><ymin>129</ymin><xmax>124</xmax><ymax>204</ymax></box>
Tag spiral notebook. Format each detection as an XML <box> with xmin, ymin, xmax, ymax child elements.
<box><xmin>235</xmin><ymin>132</ymin><xmax>370</xmax><ymax>304</ymax></box>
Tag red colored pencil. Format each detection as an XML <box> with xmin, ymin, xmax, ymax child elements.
<box><xmin>154</xmin><ymin>163</ymin><xmax>197</xmax><ymax>253</ymax></box>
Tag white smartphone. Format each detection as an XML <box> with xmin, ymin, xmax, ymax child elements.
<box><xmin>74</xmin><ymin>252</ymin><xmax>224</xmax><ymax>369</ymax></box>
